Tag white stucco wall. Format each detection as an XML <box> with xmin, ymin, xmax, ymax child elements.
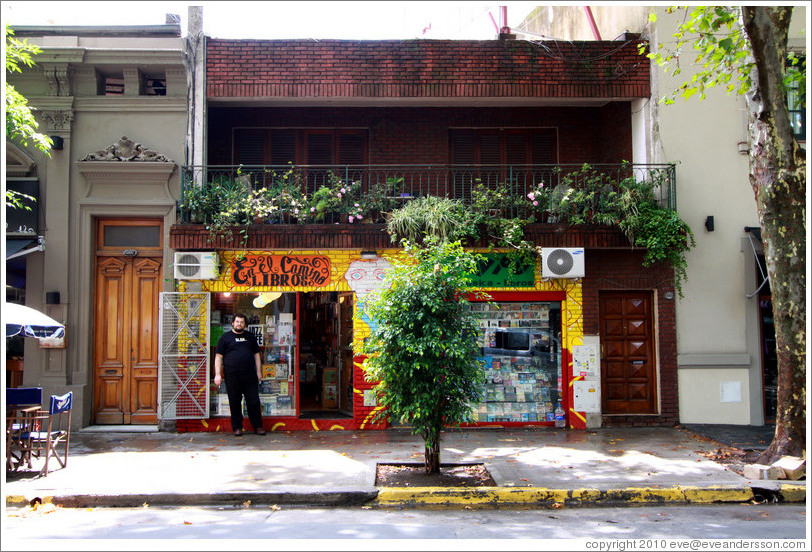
<box><xmin>518</xmin><ymin>5</ymin><xmax>807</xmax><ymax>425</ymax></box>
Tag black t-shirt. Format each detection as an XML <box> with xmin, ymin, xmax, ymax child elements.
<box><xmin>216</xmin><ymin>330</ymin><xmax>260</xmax><ymax>374</ymax></box>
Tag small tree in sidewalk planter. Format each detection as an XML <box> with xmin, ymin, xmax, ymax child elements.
<box><xmin>361</xmin><ymin>238</ymin><xmax>488</xmax><ymax>474</ymax></box>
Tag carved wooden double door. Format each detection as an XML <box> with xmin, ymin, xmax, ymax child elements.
<box><xmin>93</xmin><ymin>219</ymin><xmax>162</xmax><ymax>424</ymax></box>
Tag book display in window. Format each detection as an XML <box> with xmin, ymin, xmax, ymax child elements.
<box><xmin>470</xmin><ymin>302</ymin><xmax>563</xmax><ymax>423</ymax></box>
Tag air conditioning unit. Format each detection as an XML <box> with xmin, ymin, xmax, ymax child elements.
<box><xmin>174</xmin><ymin>252</ymin><xmax>219</xmax><ymax>280</ymax></box>
<box><xmin>541</xmin><ymin>247</ymin><xmax>585</xmax><ymax>278</ymax></box>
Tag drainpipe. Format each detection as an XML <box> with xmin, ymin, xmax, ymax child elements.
<box><xmin>498</xmin><ymin>5</ymin><xmax>515</xmax><ymax>40</ymax></box>
<box><xmin>583</xmin><ymin>6</ymin><xmax>602</xmax><ymax>40</ymax></box>
<box><xmin>500</xmin><ymin>5</ymin><xmax>510</xmax><ymax>34</ymax></box>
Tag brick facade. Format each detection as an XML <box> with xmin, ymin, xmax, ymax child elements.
<box><xmin>207</xmin><ymin>105</ymin><xmax>633</xmax><ymax>166</ymax></box>
<box><xmin>206</xmin><ymin>39</ymin><xmax>650</xmax><ymax>100</ymax></box>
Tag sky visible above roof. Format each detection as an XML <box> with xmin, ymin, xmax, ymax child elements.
<box><xmin>3</xmin><ymin>1</ymin><xmax>541</xmax><ymax>40</ymax></box>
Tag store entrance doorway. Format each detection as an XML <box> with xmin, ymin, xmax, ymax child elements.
<box><xmin>299</xmin><ymin>292</ymin><xmax>353</xmax><ymax>418</ymax></box>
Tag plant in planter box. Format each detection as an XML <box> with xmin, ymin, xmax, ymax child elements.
<box><xmin>386</xmin><ymin>196</ymin><xmax>477</xmax><ymax>245</ymax></box>
<box><xmin>304</xmin><ymin>174</ymin><xmax>361</xmax><ymax>223</ymax></box>
<box><xmin>262</xmin><ymin>168</ymin><xmax>307</xmax><ymax>222</ymax></box>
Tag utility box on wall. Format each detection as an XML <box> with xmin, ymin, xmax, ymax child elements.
<box><xmin>572</xmin><ymin>335</ymin><xmax>602</xmax><ymax>428</ymax></box>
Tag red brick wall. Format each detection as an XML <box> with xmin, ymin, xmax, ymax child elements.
<box><xmin>206</xmin><ymin>39</ymin><xmax>650</xmax><ymax>100</ymax></box>
<box><xmin>582</xmin><ymin>249</ymin><xmax>679</xmax><ymax>426</ymax></box>
<box><xmin>207</xmin><ymin>105</ymin><xmax>633</xmax><ymax>165</ymax></box>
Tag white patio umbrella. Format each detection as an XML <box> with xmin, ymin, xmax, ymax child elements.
<box><xmin>4</xmin><ymin>303</ymin><xmax>65</xmax><ymax>339</ymax></box>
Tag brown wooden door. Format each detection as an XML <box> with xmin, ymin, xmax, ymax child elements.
<box><xmin>599</xmin><ymin>291</ymin><xmax>657</xmax><ymax>414</ymax></box>
<box><xmin>94</xmin><ymin>256</ymin><xmax>161</xmax><ymax>424</ymax></box>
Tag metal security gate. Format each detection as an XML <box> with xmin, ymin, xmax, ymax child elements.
<box><xmin>158</xmin><ymin>292</ymin><xmax>210</xmax><ymax>419</ymax></box>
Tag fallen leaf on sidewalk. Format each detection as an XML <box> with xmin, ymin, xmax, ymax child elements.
<box><xmin>183</xmin><ymin>521</ymin><xmax>192</xmax><ymax>525</ymax></box>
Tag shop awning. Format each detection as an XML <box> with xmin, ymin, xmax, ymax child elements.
<box><xmin>6</xmin><ymin>237</ymin><xmax>44</xmax><ymax>260</ymax></box>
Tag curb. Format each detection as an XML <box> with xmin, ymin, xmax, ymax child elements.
<box><xmin>372</xmin><ymin>485</ymin><xmax>806</xmax><ymax>509</ymax></box>
<box><xmin>5</xmin><ymin>490</ymin><xmax>378</xmax><ymax>509</ymax></box>
<box><xmin>6</xmin><ymin>485</ymin><xmax>804</xmax><ymax>509</ymax></box>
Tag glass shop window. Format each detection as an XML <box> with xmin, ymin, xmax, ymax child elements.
<box><xmin>469</xmin><ymin>301</ymin><xmax>563</xmax><ymax>423</ymax></box>
<box><xmin>210</xmin><ymin>292</ymin><xmax>298</xmax><ymax>417</ymax></box>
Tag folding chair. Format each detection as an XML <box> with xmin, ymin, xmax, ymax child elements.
<box><xmin>5</xmin><ymin>387</ymin><xmax>42</xmax><ymax>471</ymax></box>
<box><xmin>22</xmin><ymin>391</ymin><xmax>73</xmax><ymax>476</ymax></box>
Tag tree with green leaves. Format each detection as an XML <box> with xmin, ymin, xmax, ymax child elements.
<box><xmin>361</xmin><ymin>237</ymin><xmax>487</xmax><ymax>473</ymax></box>
<box><xmin>6</xmin><ymin>24</ymin><xmax>52</xmax><ymax>208</ymax></box>
<box><xmin>645</xmin><ymin>6</ymin><xmax>805</xmax><ymax>464</ymax></box>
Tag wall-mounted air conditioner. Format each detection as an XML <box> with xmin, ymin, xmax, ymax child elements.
<box><xmin>174</xmin><ymin>252</ymin><xmax>219</xmax><ymax>280</ymax></box>
<box><xmin>541</xmin><ymin>247</ymin><xmax>585</xmax><ymax>278</ymax></box>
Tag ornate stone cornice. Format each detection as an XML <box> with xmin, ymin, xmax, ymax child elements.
<box><xmin>80</xmin><ymin>136</ymin><xmax>173</xmax><ymax>162</ymax></box>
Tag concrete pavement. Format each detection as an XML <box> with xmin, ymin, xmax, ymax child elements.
<box><xmin>4</xmin><ymin>426</ymin><xmax>805</xmax><ymax>509</ymax></box>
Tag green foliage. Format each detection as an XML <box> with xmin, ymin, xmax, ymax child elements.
<box><xmin>633</xmin><ymin>203</ymin><xmax>696</xmax><ymax>295</ymax></box>
<box><xmin>642</xmin><ymin>6</ymin><xmax>804</xmax><ymax>108</ymax></box>
<box><xmin>554</xmin><ymin>164</ymin><xmax>694</xmax><ymax>296</ymax></box>
<box><xmin>361</xmin><ymin>238</ymin><xmax>488</xmax><ymax>472</ymax></box>
<box><xmin>5</xmin><ymin>24</ymin><xmax>51</xmax><ymax>208</ymax></box>
<box><xmin>642</xmin><ymin>7</ymin><xmax>752</xmax><ymax>103</ymax></box>
<box><xmin>303</xmin><ymin>174</ymin><xmax>362</xmax><ymax>222</ymax></box>
<box><xmin>386</xmin><ymin>196</ymin><xmax>477</xmax><ymax>245</ymax></box>
<box><xmin>5</xmin><ymin>25</ymin><xmax>51</xmax><ymax>153</ymax></box>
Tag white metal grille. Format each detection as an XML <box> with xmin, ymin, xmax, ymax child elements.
<box><xmin>158</xmin><ymin>292</ymin><xmax>210</xmax><ymax>420</ymax></box>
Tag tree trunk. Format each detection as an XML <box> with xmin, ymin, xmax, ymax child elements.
<box><xmin>425</xmin><ymin>438</ymin><xmax>440</xmax><ymax>474</ymax></box>
<box><xmin>742</xmin><ymin>7</ymin><xmax>806</xmax><ymax>464</ymax></box>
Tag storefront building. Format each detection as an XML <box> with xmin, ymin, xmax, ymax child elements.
<box><xmin>165</xmin><ymin>249</ymin><xmax>588</xmax><ymax>431</ymax></box>
<box><xmin>167</xmin><ymin>13</ymin><xmax>680</xmax><ymax>432</ymax></box>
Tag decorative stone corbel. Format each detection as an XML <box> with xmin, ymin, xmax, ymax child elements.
<box><xmin>42</xmin><ymin>63</ymin><xmax>73</xmax><ymax>96</ymax></box>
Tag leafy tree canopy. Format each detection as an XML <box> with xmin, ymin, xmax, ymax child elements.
<box><xmin>5</xmin><ymin>24</ymin><xmax>52</xmax><ymax>152</ymax></box>
<box><xmin>642</xmin><ymin>7</ymin><xmax>805</xmax><ymax>107</ymax></box>
<box><xmin>361</xmin><ymin>237</ymin><xmax>488</xmax><ymax>472</ymax></box>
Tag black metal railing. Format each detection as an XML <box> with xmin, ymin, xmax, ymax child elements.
<box><xmin>178</xmin><ymin>164</ymin><xmax>676</xmax><ymax>225</ymax></box>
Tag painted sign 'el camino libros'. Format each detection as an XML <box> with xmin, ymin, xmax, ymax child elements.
<box><xmin>231</xmin><ymin>255</ymin><xmax>331</xmax><ymax>287</ymax></box>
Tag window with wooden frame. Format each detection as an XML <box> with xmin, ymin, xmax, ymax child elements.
<box><xmin>449</xmin><ymin>129</ymin><xmax>558</xmax><ymax>195</ymax></box>
<box><xmin>96</xmin><ymin>219</ymin><xmax>163</xmax><ymax>256</ymax></box>
<box><xmin>233</xmin><ymin>129</ymin><xmax>368</xmax><ymax>167</ymax></box>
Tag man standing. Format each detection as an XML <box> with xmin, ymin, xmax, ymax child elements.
<box><xmin>214</xmin><ymin>313</ymin><xmax>266</xmax><ymax>436</ymax></box>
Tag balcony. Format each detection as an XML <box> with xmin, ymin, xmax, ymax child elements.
<box><xmin>178</xmin><ymin>163</ymin><xmax>676</xmax><ymax>225</ymax></box>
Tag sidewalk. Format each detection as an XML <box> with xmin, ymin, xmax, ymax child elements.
<box><xmin>4</xmin><ymin>426</ymin><xmax>805</xmax><ymax>509</ymax></box>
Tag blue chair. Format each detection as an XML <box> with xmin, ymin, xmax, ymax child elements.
<box><xmin>5</xmin><ymin>387</ymin><xmax>42</xmax><ymax>471</ymax></box>
<box><xmin>6</xmin><ymin>387</ymin><xmax>42</xmax><ymax>408</ymax></box>
<box><xmin>20</xmin><ymin>391</ymin><xmax>73</xmax><ymax>476</ymax></box>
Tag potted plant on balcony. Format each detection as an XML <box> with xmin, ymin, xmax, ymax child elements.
<box><xmin>303</xmin><ymin>175</ymin><xmax>361</xmax><ymax>223</ymax></box>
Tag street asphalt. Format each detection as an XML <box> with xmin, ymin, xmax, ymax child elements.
<box><xmin>3</xmin><ymin>425</ymin><xmax>806</xmax><ymax>509</ymax></box>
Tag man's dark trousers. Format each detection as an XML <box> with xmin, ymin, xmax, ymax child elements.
<box><xmin>224</xmin><ymin>370</ymin><xmax>263</xmax><ymax>431</ymax></box>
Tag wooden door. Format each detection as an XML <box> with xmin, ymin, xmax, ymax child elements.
<box><xmin>94</xmin><ymin>256</ymin><xmax>161</xmax><ymax>424</ymax></box>
<box><xmin>599</xmin><ymin>291</ymin><xmax>657</xmax><ymax>414</ymax></box>
<box><xmin>93</xmin><ymin>219</ymin><xmax>162</xmax><ymax>425</ymax></box>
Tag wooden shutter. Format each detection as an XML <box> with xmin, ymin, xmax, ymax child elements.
<box><xmin>270</xmin><ymin>131</ymin><xmax>296</xmax><ymax>165</ymax></box>
<box><xmin>337</xmin><ymin>132</ymin><xmax>366</xmax><ymax>165</ymax></box>
<box><xmin>451</xmin><ymin>133</ymin><xmax>476</xmax><ymax>164</ymax></box>
<box><xmin>306</xmin><ymin>133</ymin><xmax>333</xmax><ymax>165</ymax></box>
<box><xmin>531</xmin><ymin>132</ymin><xmax>555</xmax><ymax>164</ymax></box>
<box><xmin>235</xmin><ymin>130</ymin><xmax>266</xmax><ymax>165</ymax></box>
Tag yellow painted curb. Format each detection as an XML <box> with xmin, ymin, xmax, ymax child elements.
<box><xmin>372</xmin><ymin>486</ymin><xmax>757</xmax><ymax>508</ymax></box>
<box><xmin>5</xmin><ymin>495</ymin><xmax>54</xmax><ymax>507</ymax></box>
<box><xmin>777</xmin><ymin>484</ymin><xmax>807</xmax><ymax>503</ymax></box>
